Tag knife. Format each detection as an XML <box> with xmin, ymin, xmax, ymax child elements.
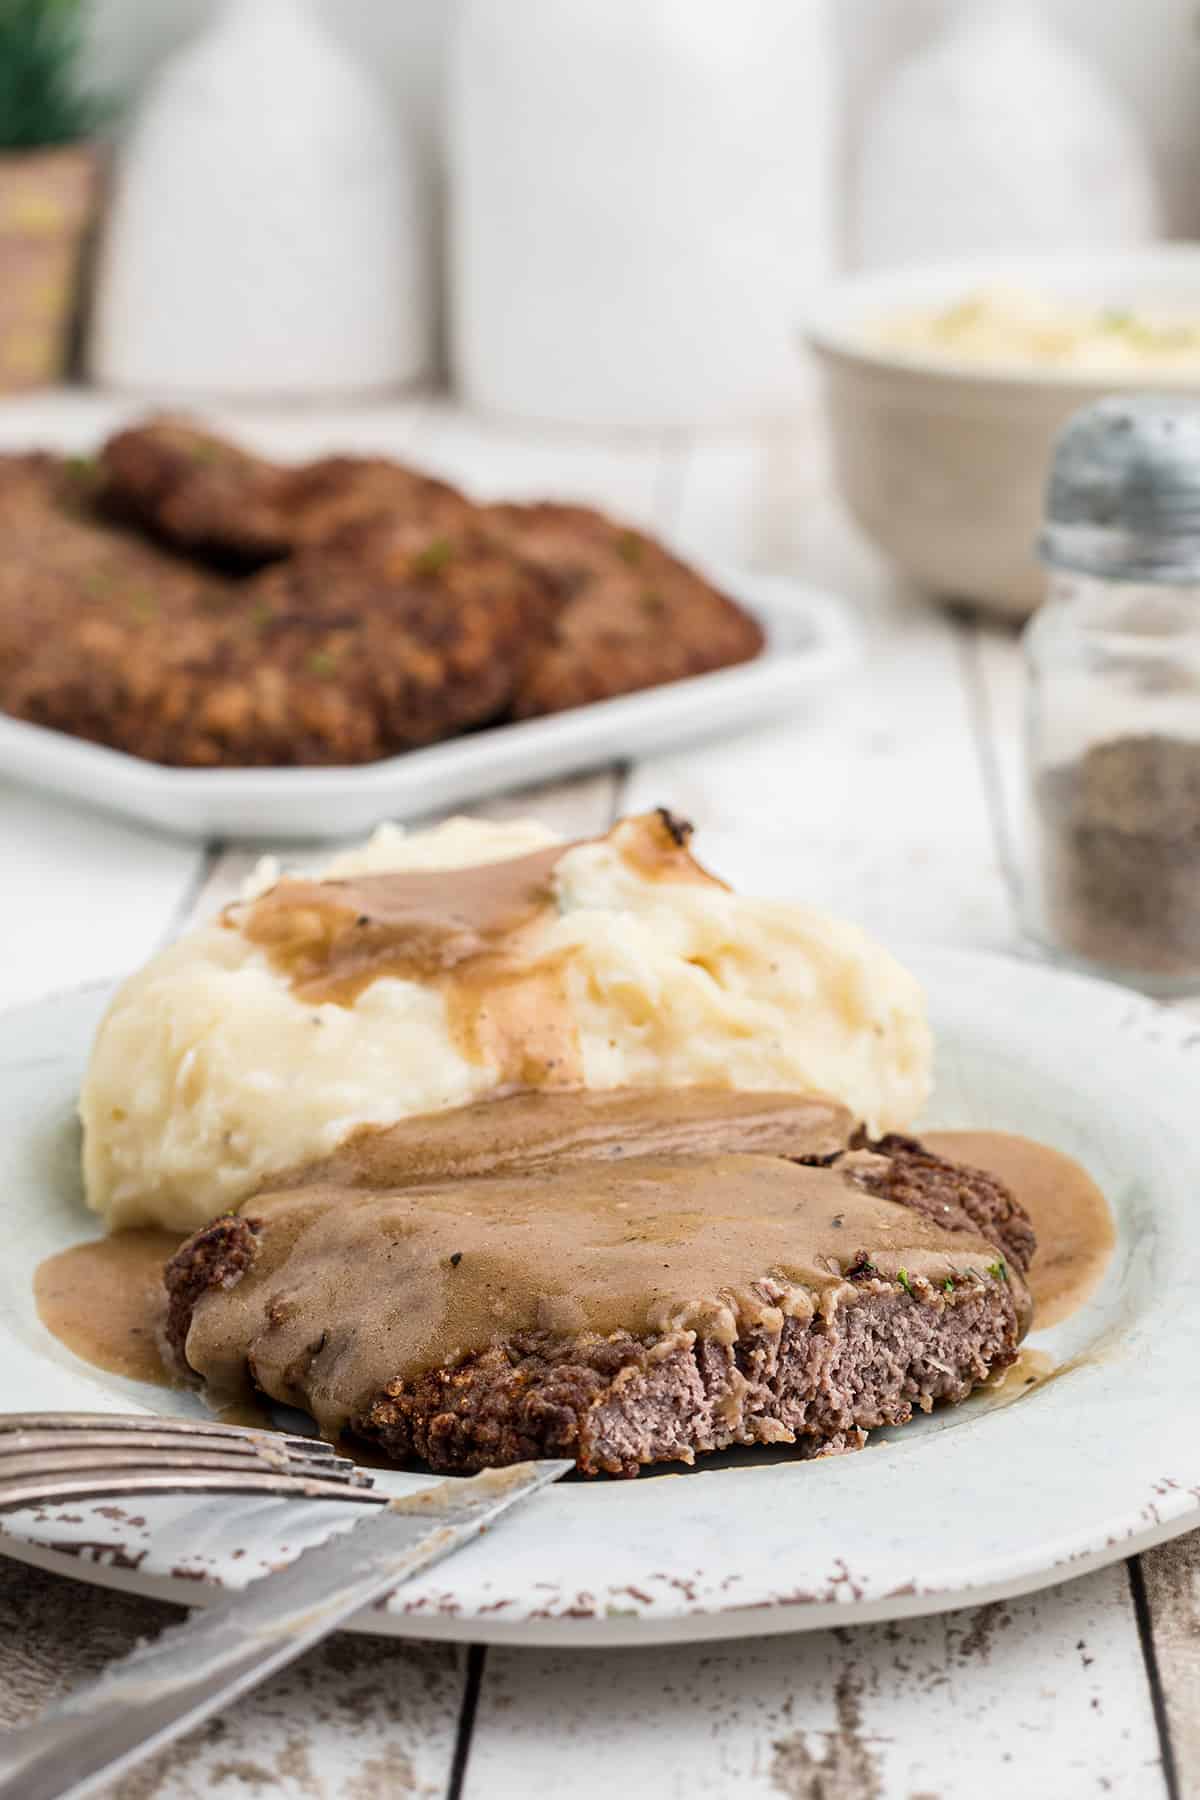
<box><xmin>0</xmin><ymin>1458</ymin><xmax>571</xmax><ymax>1800</ymax></box>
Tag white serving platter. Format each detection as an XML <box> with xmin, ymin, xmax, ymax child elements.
<box><xmin>0</xmin><ymin>950</ymin><xmax>1196</xmax><ymax>1647</ymax></box>
<box><xmin>0</xmin><ymin>567</ymin><xmax>855</xmax><ymax>841</ymax></box>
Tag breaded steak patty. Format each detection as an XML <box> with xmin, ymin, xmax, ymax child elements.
<box><xmin>100</xmin><ymin>426</ymin><xmax>766</xmax><ymax>712</ymax></box>
<box><xmin>99</xmin><ymin>418</ymin><xmax>470</xmax><ymax>567</ymax></box>
<box><xmin>0</xmin><ymin>463</ymin><xmax>554</xmax><ymax>765</ymax></box>
<box><xmin>485</xmin><ymin>502</ymin><xmax>766</xmax><ymax>715</ymax></box>
<box><xmin>1</xmin><ymin>422</ymin><xmax>766</xmax><ymax>766</ymax></box>
<box><xmin>164</xmin><ymin>1131</ymin><xmax>1033</xmax><ymax>1478</ymax></box>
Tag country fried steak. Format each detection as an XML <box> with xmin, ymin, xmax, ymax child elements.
<box><xmin>98</xmin><ymin>418</ymin><xmax>470</xmax><ymax>566</ymax></box>
<box><xmin>486</xmin><ymin>501</ymin><xmax>766</xmax><ymax>715</ymax></box>
<box><xmin>164</xmin><ymin>1131</ymin><xmax>1034</xmax><ymax>1479</ymax></box>
<box><xmin>0</xmin><ymin>423</ymin><xmax>765</xmax><ymax>766</ymax></box>
<box><xmin>0</xmin><ymin>462</ymin><xmax>553</xmax><ymax>766</ymax></box>
<box><xmin>218</xmin><ymin>517</ymin><xmax>559</xmax><ymax>764</ymax></box>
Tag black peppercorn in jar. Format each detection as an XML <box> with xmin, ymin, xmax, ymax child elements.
<box><xmin>1024</xmin><ymin>394</ymin><xmax>1200</xmax><ymax>995</ymax></box>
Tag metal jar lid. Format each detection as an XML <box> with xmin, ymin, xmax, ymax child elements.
<box><xmin>1039</xmin><ymin>393</ymin><xmax>1200</xmax><ymax>582</ymax></box>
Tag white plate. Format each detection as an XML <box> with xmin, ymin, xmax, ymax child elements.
<box><xmin>0</xmin><ymin>568</ymin><xmax>855</xmax><ymax>842</ymax></box>
<box><xmin>1</xmin><ymin>950</ymin><xmax>1197</xmax><ymax>1647</ymax></box>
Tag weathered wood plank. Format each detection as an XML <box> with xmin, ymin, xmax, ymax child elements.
<box><xmin>620</xmin><ymin>601</ymin><xmax>1011</xmax><ymax>949</ymax></box>
<box><xmin>0</xmin><ymin>779</ymin><xmax>207</xmax><ymax>1011</ymax></box>
<box><xmin>404</xmin><ymin>398</ymin><xmax>671</xmax><ymax>525</ymax></box>
<box><xmin>959</xmin><ymin>614</ymin><xmax>1026</xmax><ymax>927</ymax></box>
<box><xmin>622</xmin><ymin>439</ymin><xmax>1014</xmax><ymax>947</ymax></box>
<box><xmin>0</xmin><ymin>1563</ymin><xmax>465</xmax><ymax>1800</ymax></box>
<box><xmin>466</xmin><ymin>1565</ymin><xmax>1165</xmax><ymax>1800</ymax></box>
<box><xmin>1134</xmin><ymin>1536</ymin><xmax>1199</xmax><ymax>1800</ymax></box>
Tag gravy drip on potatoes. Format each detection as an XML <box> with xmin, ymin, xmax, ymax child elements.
<box><xmin>183</xmin><ymin>1153</ymin><xmax>1020</xmax><ymax>1440</ymax></box>
<box><xmin>923</xmin><ymin>1130</ymin><xmax>1114</xmax><ymax>1329</ymax></box>
<box><xmin>228</xmin><ymin>811</ymin><xmax>721</xmax><ymax>1087</ymax></box>
<box><xmin>35</xmin><ymin>1228</ymin><xmax>183</xmax><ymax>1386</ymax></box>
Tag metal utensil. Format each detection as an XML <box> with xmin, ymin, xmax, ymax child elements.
<box><xmin>0</xmin><ymin>1454</ymin><xmax>570</xmax><ymax>1800</ymax></box>
<box><xmin>0</xmin><ymin>1411</ymin><xmax>380</xmax><ymax>1509</ymax></box>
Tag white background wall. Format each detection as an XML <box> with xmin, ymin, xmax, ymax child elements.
<box><xmin>82</xmin><ymin>0</ymin><xmax>1200</xmax><ymax>250</ymax></box>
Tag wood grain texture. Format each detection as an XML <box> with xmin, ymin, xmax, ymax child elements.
<box><xmin>0</xmin><ymin>1563</ymin><xmax>465</xmax><ymax>1800</ymax></box>
<box><xmin>1140</xmin><ymin>1534</ymin><xmax>1200</xmax><ymax>1798</ymax></box>
<box><xmin>625</xmin><ymin>440</ymin><xmax>1010</xmax><ymax>950</ymax></box>
<box><xmin>404</xmin><ymin>397</ymin><xmax>670</xmax><ymax>523</ymax></box>
<box><xmin>0</xmin><ymin>778</ymin><xmax>208</xmax><ymax>1010</ymax></box>
<box><xmin>466</xmin><ymin>1566</ymin><xmax>1165</xmax><ymax>1799</ymax></box>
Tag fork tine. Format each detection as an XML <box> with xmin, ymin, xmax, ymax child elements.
<box><xmin>0</xmin><ymin>1428</ymin><xmax>361</xmax><ymax>1476</ymax></box>
<box><xmin>0</xmin><ymin>1412</ymin><xmax>387</xmax><ymax>1514</ymax></box>
<box><xmin>0</xmin><ymin>1469</ymin><xmax>389</xmax><ymax>1512</ymax></box>
<box><xmin>0</xmin><ymin>1413</ymin><xmax>340</xmax><ymax>1457</ymax></box>
<box><xmin>0</xmin><ymin>1449</ymin><xmax>367</xmax><ymax>1484</ymax></box>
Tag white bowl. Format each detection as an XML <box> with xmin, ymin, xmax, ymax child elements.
<box><xmin>805</xmin><ymin>247</ymin><xmax>1200</xmax><ymax>619</ymax></box>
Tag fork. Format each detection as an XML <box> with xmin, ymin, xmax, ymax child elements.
<box><xmin>0</xmin><ymin>1411</ymin><xmax>570</xmax><ymax>1800</ymax></box>
<box><xmin>0</xmin><ymin>1411</ymin><xmax>384</xmax><ymax>1510</ymax></box>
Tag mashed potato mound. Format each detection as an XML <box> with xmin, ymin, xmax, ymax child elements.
<box><xmin>82</xmin><ymin>816</ymin><xmax>933</xmax><ymax>1231</ymax></box>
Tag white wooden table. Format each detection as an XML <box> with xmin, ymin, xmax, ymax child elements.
<box><xmin>0</xmin><ymin>396</ymin><xmax>1195</xmax><ymax>1800</ymax></box>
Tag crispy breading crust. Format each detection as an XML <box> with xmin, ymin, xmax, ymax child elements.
<box><xmin>0</xmin><ymin>428</ymin><xmax>765</xmax><ymax>767</ymax></box>
<box><xmin>0</xmin><ymin>463</ymin><xmax>555</xmax><ymax>765</ymax></box>
<box><xmin>486</xmin><ymin>501</ymin><xmax>765</xmax><ymax>715</ymax></box>
<box><xmin>99</xmin><ymin>418</ymin><xmax>469</xmax><ymax>565</ymax></box>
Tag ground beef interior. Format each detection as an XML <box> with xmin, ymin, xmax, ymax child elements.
<box><xmin>352</xmin><ymin>1277</ymin><xmax>1019</xmax><ymax>1478</ymax></box>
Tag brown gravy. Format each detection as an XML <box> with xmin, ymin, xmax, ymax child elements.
<box><xmin>35</xmin><ymin>1228</ymin><xmax>183</xmax><ymax>1387</ymax></box>
<box><xmin>924</xmin><ymin>1130</ymin><xmax>1115</xmax><ymax>1330</ymax></box>
<box><xmin>183</xmin><ymin>1152</ymin><xmax>1012</xmax><ymax>1439</ymax></box>
<box><xmin>36</xmin><ymin>1114</ymin><xmax>1114</xmax><ymax>1421</ymax></box>
<box><xmin>283</xmin><ymin>1085</ymin><xmax>854</xmax><ymax>1192</ymax></box>
<box><xmin>227</xmin><ymin>812</ymin><xmax>722</xmax><ymax>1089</ymax></box>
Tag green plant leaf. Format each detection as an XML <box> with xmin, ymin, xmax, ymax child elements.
<box><xmin>0</xmin><ymin>0</ymin><xmax>104</xmax><ymax>149</ymax></box>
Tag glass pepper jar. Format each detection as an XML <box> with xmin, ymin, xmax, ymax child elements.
<box><xmin>1023</xmin><ymin>394</ymin><xmax>1200</xmax><ymax>996</ymax></box>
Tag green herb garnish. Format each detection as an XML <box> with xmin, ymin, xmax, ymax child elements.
<box><xmin>0</xmin><ymin>0</ymin><xmax>106</xmax><ymax>151</ymax></box>
<box><xmin>987</xmin><ymin>1258</ymin><xmax>1008</xmax><ymax>1284</ymax></box>
<box><xmin>306</xmin><ymin>649</ymin><xmax>338</xmax><ymax>678</ymax></box>
<box><xmin>413</xmin><ymin>537</ymin><xmax>453</xmax><ymax>576</ymax></box>
<box><xmin>943</xmin><ymin>1276</ymin><xmax>955</xmax><ymax>1295</ymax></box>
<box><xmin>897</xmin><ymin>1268</ymin><xmax>913</xmax><ymax>1295</ymax></box>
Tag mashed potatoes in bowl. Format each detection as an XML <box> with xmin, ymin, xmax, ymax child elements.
<box><xmin>871</xmin><ymin>286</ymin><xmax>1200</xmax><ymax>374</ymax></box>
<box><xmin>805</xmin><ymin>246</ymin><xmax>1200</xmax><ymax>615</ymax></box>
<box><xmin>82</xmin><ymin>813</ymin><xmax>932</xmax><ymax>1232</ymax></box>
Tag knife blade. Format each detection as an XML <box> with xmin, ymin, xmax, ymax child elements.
<box><xmin>0</xmin><ymin>1458</ymin><xmax>570</xmax><ymax>1800</ymax></box>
